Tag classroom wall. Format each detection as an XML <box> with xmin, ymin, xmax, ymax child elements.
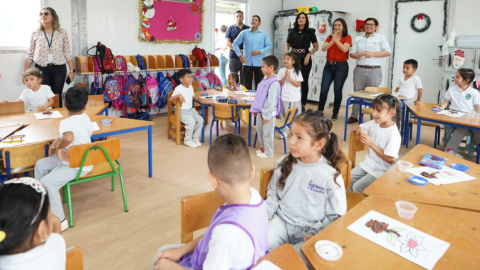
<box><xmin>452</xmin><ymin>0</ymin><xmax>480</xmax><ymax>36</ymax></box>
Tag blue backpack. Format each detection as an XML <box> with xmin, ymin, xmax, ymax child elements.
<box><xmin>178</xmin><ymin>54</ymin><xmax>190</xmax><ymax>69</ymax></box>
<box><xmin>103</xmin><ymin>75</ymin><xmax>123</xmax><ymax>102</ymax></box>
<box><xmin>156</xmin><ymin>72</ymin><xmax>173</xmax><ymax>108</ymax></box>
<box><xmin>90</xmin><ymin>72</ymin><xmax>104</xmax><ymax>95</ymax></box>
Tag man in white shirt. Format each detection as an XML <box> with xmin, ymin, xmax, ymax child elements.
<box><xmin>348</xmin><ymin>18</ymin><xmax>392</xmax><ymax>124</ymax></box>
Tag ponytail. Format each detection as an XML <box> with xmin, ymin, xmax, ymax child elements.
<box><xmin>322</xmin><ymin>131</ymin><xmax>343</xmax><ymax>187</ymax></box>
<box><xmin>276</xmin><ymin>153</ymin><xmax>297</xmax><ymax>190</ymax></box>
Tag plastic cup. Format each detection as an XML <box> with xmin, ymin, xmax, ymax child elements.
<box><xmin>100</xmin><ymin>119</ymin><xmax>112</xmax><ymax>127</ymax></box>
<box><xmin>395</xmin><ymin>201</ymin><xmax>417</xmax><ymax>220</ymax></box>
<box><xmin>397</xmin><ymin>161</ymin><xmax>413</xmax><ymax>173</ymax></box>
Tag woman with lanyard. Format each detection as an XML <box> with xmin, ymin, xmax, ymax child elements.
<box><xmin>25</xmin><ymin>7</ymin><xmax>74</xmax><ymax>107</ymax></box>
<box><xmin>317</xmin><ymin>18</ymin><xmax>351</xmax><ymax>121</ymax></box>
<box><xmin>285</xmin><ymin>12</ymin><xmax>318</xmax><ymax>113</ymax></box>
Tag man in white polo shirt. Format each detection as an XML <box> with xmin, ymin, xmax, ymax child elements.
<box><xmin>348</xmin><ymin>18</ymin><xmax>392</xmax><ymax>124</ymax></box>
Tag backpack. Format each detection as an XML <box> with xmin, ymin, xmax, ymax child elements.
<box><xmin>166</xmin><ymin>73</ymin><xmax>178</xmax><ymax>88</ymax></box>
<box><xmin>156</xmin><ymin>72</ymin><xmax>174</xmax><ymax>109</ymax></box>
<box><xmin>206</xmin><ymin>71</ymin><xmax>222</xmax><ymax>89</ymax></box>
<box><xmin>103</xmin><ymin>75</ymin><xmax>123</xmax><ymax>102</ymax></box>
<box><xmin>145</xmin><ymin>73</ymin><xmax>160</xmax><ymax>110</ymax></box>
<box><xmin>111</xmin><ymin>56</ymin><xmax>128</xmax><ymax>111</ymax></box>
<box><xmin>178</xmin><ymin>54</ymin><xmax>190</xmax><ymax>69</ymax></box>
<box><xmin>124</xmin><ymin>74</ymin><xmax>142</xmax><ymax>113</ymax></box>
<box><xmin>90</xmin><ymin>72</ymin><xmax>104</xmax><ymax>95</ymax></box>
<box><xmin>171</xmin><ymin>72</ymin><xmax>180</xmax><ymax>86</ymax></box>
<box><xmin>136</xmin><ymin>54</ymin><xmax>147</xmax><ymax>70</ymax></box>
<box><xmin>87</xmin><ymin>42</ymin><xmax>116</xmax><ymax>74</ymax></box>
<box><xmin>192</xmin><ymin>46</ymin><xmax>208</xmax><ymax>67</ymax></box>
<box><xmin>136</xmin><ymin>74</ymin><xmax>150</xmax><ymax>109</ymax></box>
<box><xmin>126</xmin><ymin>112</ymin><xmax>151</xmax><ymax>121</ymax></box>
<box><xmin>193</xmin><ymin>70</ymin><xmax>210</xmax><ymax>91</ymax></box>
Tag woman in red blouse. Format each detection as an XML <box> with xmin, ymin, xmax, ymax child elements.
<box><xmin>24</xmin><ymin>7</ymin><xmax>74</xmax><ymax>107</ymax></box>
<box><xmin>317</xmin><ymin>18</ymin><xmax>351</xmax><ymax>121</ymax></box>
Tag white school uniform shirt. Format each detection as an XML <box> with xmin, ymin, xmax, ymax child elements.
<box><xmin>18</xmin><ymin>85</ymin><xmax>55</xmax><ymax>111</ymax></box>
<box><xmin>171</xmin><ymin>84</ymin><xmax>194</xmax><ymax>110</ymax></box>
<box><xmin>203</xmin><ymin>187</ymin><xmax>261</xmax><ymax>269</ymax></box>
<box><xmin>277</xmin><ymin>67</ymin><xmax>303</xmax><ymax>102</ymax></box>
<box><xmin>0</xmin><ymin>233</ymin><xmax>66</xmax><ymax>270</ymax></box>
<box><xmin>350</xmin><ymin>33</ymin><xmax>392</xmax><ymax>66</ymax></box>
<box><xmin>358</xmin><ymin>120</ymin><xmax>401</xmax><ymax>178</ymax></box>
<box><xmin>444</xmin><ymin>86</ymin><xmax>480</xmax><ymax>113</ymax></box>
<box><xmin>396</xmin><ymin>75</ymin><xmax>422</xmax><ymax>100</ymax></box>
<box><xmin>59</xmin><ymin>113</ymin><xmax>93</xmax><ymax>171</ymax></box>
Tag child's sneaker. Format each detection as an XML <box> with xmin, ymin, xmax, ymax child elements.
<box><xmin>61</xmin><ymin>219</ymin><xmax>69</xmax><ymax>231</ymax></box>
<box><xmin>256</xmin><ymin>148</ymin><xmax>265</xmax><ymax>154</ymax></box>
<box><xmin>185</xmin><ymin>140</ymin><xmax>198</xmax><ymax>148</ymax></box>
<box><xmin>194</xmin><ymin>138</ymin><xmax>202</xmax><ymax>147</ymax></box>
<box><xmin>445</xmin><ymin>148</ymin><xmax>463</xmax><ymax>158</ymax></box>
<box><xmin>256</xmin><ymin>152</ymin><xmax>273</xmax><ymax>158</ymax></box>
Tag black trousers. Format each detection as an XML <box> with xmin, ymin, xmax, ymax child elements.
<box><xmin>229</xmin><ymin>58</ymin><xmax>244</xmax><ymax>85</ymax></box>
<box><xmin>36</xmin><ymin>64</ymin><xmax>67</xmax><ymax>107</ymax></box>
<box><xmin>300</xmin><ymin>57</ymin><xmax>312</xmax><ymax>107</ymax></box>
<box><xmin>242</xmin><ymin>65</ymin><xmax>262</xmax><ymax>90</ymax></box>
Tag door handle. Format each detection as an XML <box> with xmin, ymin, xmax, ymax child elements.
<box><xmin>446</xmin><ymin>79</ymin><xmax>449</xmax><ymax>91</ymax></box>
<box><xmin>314</xmin><ymin>85</ymin><xmax>317</xmax><ymax>95</ymax></box>
<box><xmin>448</xmin><ymin>54</ymin><xmax>452</xmax><ymax>67</ymax></box>
<box><xmin>316</xmin><ymin>64</ymin><xmax>318</xmax><ymax>73</ymax></box>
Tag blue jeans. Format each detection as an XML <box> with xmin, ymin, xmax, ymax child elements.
<box><xmin>318</xmin><ymin>61</ymin><xmax>349</xmax><ymax>115</ymax></box>
<box><xmin>219</xmin><ymin>55</ymin><xmax>228</xmax><ymax>86</ymax></box>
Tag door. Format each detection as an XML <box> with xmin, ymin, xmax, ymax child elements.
<box><xmin>444</xmin><ymin>48</ymin><xmax>475</xmax><ymax>72</ymax></box>
<box><xmin>393</xmin><ymin>1</ymin><xmax>447</xmax><ymax>103</ymax></box>
<box><xmin>475</xmin><ymin>49</ymin><xmax>480</xmax><ymax>74</ymax></box>
<box><xmin>275</xmin><ymin>17</ymin><xmax>290</xmax><ymax>35</ymax></box>
<box><xmin>310</xmin><ymin>79</ymin><xmax>322</xmax><ymax>102</ymax></box>
<box><xmin>274</xmin><ymin>34</ymin><xmax>287</xmax><ymax>55</ymax></box>
<box><xmin>312</xmin><ymin>57</ymin><xmax>326</xmax><ymax>79</ymax></box>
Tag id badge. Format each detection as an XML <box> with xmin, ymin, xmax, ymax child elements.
<box><xmin>47</xmin><ymin>53</ymin><xmax>53</xmax><ymax>63</ymax></box>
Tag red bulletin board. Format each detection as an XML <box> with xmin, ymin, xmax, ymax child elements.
<box><xmin>138</xmin><ymin>0</ymin><xmax>204</xmax><ymax>44</ymax></box>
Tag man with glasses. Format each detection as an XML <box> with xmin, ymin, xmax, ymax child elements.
<box><xmin>347</xmin><ymin>18</ymin><xmax>391</xmax><ymax>124</ymax></box>
<box><xmin>226</xmin><ymin>10</ymin><xmax>250</xmax><ymax>84</ymax></box>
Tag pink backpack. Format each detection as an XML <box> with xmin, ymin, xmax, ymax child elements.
<box><xmin>193</xmin><ymin>70</ymin><xmax>211</xmax><ymax>91</ymax></box>
<box><xmin>206</xmin><ymin>71</ymin><xmax>222</xmax><ymax>90</ymax></box>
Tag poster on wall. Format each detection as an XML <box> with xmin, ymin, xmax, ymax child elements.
<box><xmin>138</xmin><ymin>0</ymin><xmax>204</xmax><ymax>44</ymax></box>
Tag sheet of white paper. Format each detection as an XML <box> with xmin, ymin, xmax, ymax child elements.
<box><xmin>253</xmin><ymin>260</ymin><xmax>281</xmax><ymax>270</ymax></box>
<box><xmin>347</xmin><ymin>210</ymin><xmax>450</xmax><ymax>270</ymax></box>
<box><xmin>34</xmin><ymin>111</ymin><xmax>63</xmax><ymax>120</ymax></box>
<box><xmin>369</xmin><ymin>93</ymin><xmax>382</xmax><ymax>97</ymax></box>
<box><xmin>408</xmin><ymin>166</ymin><xmax>476</xmax><ymax>185</ymax></box>
<box><xmin>91</xmin><ymin>122</ymin><xmax>100</xmax><ymax>132</ymax></box>
<box><xmin>436</xmin><ymin>110</ymin><xmax>465</xmax><ymax>117</ymax></box>
<box><xmin>241</xmin><ymin>97</ymin><xmax>255</xmax><ymax>101</ymax></box>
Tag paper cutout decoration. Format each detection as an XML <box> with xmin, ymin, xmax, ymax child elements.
<box><xmin>318</xmin><ymin>19</ymin><xmax>327</xmax><ymax>34</ymax></box>
<box><xmin>167</xmin><ymin>17</ymin><xmax>177</xmax><ymax>31</ymax></box>
<box><xmin>190</xmin><ymin>1</ymin><xmax>201</xmax><ymax>14</ymax></box>
<box><xmin>453</xmin><ymin>49</ymin><xmax>465</xmax><ymax>69</ymax></box>
<box><xmin>356</xmin><ymin>20</ymin><xmax>365</xmax><ymax>32</ymax></box>
<box><xmin>141</xmin><ymin>0</ymin><xmax>155</xmax><ymax>41</ymax></box>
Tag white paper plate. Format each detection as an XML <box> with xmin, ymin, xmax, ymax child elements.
<box><xmin>315</xmin><ymin>240</ymin><xmax>343</xmax><ymax>261</ymax></box>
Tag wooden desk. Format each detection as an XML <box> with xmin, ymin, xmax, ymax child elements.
<box><xmin>0</xmin><ymin>121</ymin><xmax>21</xmax><ymax>128</ymax></box>
<box><xmin>194</xmin><ymin>90</ymin><xmax>254</xmax><ymax>145</ymax></box>
<box><xmin>405</xmin><ymin>104</ymin><xmax>480</xmax><ymax>147</ymax></box>
<box><xmin>0</xmin><ymin>125</ymin><xmax>23</xmax><ymax>141</ymax></box>
<box><xmin>254</xmin><ymin>244</ymin><xmax>308</xmax><ymax>270</ymax></box>
<box><xmin>301</xmin><ymin>196</ymin><xmax>480</xmax><ymax>269</ymax></box>
<box><xmin>364</xmin><ymin>144</ymin><xmax>480</xmax><ymax>212</ymax></box>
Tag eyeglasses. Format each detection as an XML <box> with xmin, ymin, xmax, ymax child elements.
<box><xmin>40</xmin><ymin>12</ymin><xmax>50</xmax><ymax>16</ymax></box>
<box><xmin>365</xmin><ymin>23</ymin><xmax>376</xmax><ymax>26</ymax></box>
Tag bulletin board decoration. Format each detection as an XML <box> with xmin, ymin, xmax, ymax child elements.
<box><xmin>138</xmin><ymin>0</ymin><xmax>204</xmax><ymax>44</ymax></box>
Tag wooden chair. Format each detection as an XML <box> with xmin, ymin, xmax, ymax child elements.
<box><xmin>408</xmin><ymin>102</ymin><xmax>441</xmax><ymax>148</ymax></box>
<box><xmin>210</xmin><ymin>103</ymin><xmax>240</xmax><ymax>145</ymax></box>
<box><xmin>181</xmin><ymin>190</ymin><xmax>224</xmax><ymax>243</ymax></box>
<box><xmin>167</xmin><ymin>91</ymin><xmax>185</xmax><ymax>145</ymax></box>
<box><xmin>1</xmin><ymin>141</ymin><xmax>49</xmax><ymax>181</ymax></box>
<box><xmin>361</xmin><ymin>87</ymin><xmax>390</xmax><ymax>116</ymax></box>
<box><xmin>63</xmin><ymin>138</ymin><xmax>127</xmax><ymax>228</ymax></box>
<box><xmin>0</xmin><ymin>101</ymin><xmax>25</xmax><ymax>115</ymax></box>
<box><xmin>259</xmin><ymin>168</ymin><xmax>274</xmax><ymax>199</ymax></box>
<box><xmin>254</xmin><ymin>107</ymin><xmax>298</xmax><ymax>154</ymax></box>
<box><xmin>348</xmin><ymin>131</ymin><xmax>368</xmax><ymax>169</ymax></box>
<box><xmin>66</xmin><ymin>246</ymin><xmax>83</xmax><ymax>270</ymax></box>
<box><xmin>192</xmin><ymin>81</ymin><xmax>209</xmax><ymax>124</ymax></box>
<box><xmin>53</xmin><ymin>94</ymin><xmax>60</xmax><ymax>108</ymax></box>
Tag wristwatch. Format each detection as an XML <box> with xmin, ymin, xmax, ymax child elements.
<box><xmin>69</xmin><ymin>69</ymin><xmax>76</xmax><ymax>73</ymax></box>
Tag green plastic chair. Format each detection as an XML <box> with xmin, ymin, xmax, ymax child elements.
<box><xmin>62</xmin><ymin>138</ymin><xmax>128</xmax><ymax>228</ymax></box>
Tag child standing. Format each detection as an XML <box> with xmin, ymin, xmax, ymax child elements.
<box><xmin>394</xmin><ymin>59</ymin><xmax>423</xmax><ymax>105</ymax></box>
<box><xmin>0</xmin><ymin>177</ymin><xmax>65</xmax><ymax>270</ymax></box>
<box><xmin>434</xmin><ymin>68</ymin><xmax>480</xmax><ymax>157</ymax></box>
<box><xmin>266</xmin><ymin>110</ymin><xmax>346</xmax><ymax>264</ymax></box>
<box><xmin>223</xmin><ymin>72</ymin><xmax>246</xmax><ymax>91</ymax></box>
<box><xmin>251</xmin><ymin>55</ymin><xmax>282</xmax><ymax>158</ymax></box>
<box><xmin>349</xmin><ymin>94</ymin><xmax>402</xmax><ymax>193</ymax></box>
<box><xmin>34</xmin><ymin>86</ymin><xmax>93</xmax><ymax>231</ymax></box>
<box><xmin>277</xmin><ymin>53</ymin><xmax>303</xmax><ymax>134</ymax></box>
<box><xmin>0</xmin><ymin>68</ymin><xmax>54</xmax><ymax>111</ymax></box>
<box><xmin>169</xmin><ymin>69</ymin><xmax>204</xmax><ymax>148</ymax></box>
<box><xmin>153</xmin><ymin>134</ymin><xmax>269</xmax><ymax>270</ymax></box>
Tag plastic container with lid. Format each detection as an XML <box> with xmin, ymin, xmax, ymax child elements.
<box><xmin>395</xmin><ymin>201</ymin><xmax>417</xmax><ymax>220</ymax></box>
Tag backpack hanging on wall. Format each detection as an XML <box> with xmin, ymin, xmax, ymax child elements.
<box><xmin>192</xmin><ymin>46</ymin><xmax>208</xmax><ymax>67</ymax></box>
<box><xmin>177</xmin><ymin>54</ymin><xmax>190</xmax><ymax>69</ymax></box>
<box><xmin>156</xmin><ymin>72</ymin><xmax>174</xmax><ymax>109</ymax></box>
<box><xmin>87</xmin><ymin>42</ymin><xmax>116</xmax><ymax>74</ymax></box>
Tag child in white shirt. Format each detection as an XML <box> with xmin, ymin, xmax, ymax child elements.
<box><xmin>394</xmin><ymin>59</ymin><xmax>423</xmax><ymax>105</ymax></box>
<box><xmin>0</xmin><ymin>177</ymin><xmax>66</xmax><ymax>270</ymax></box>
<box><xmin>0</xmin><ymin>68</ymin><xmax>55</xmax><ymax>111</ymax></box>
<box><xmin>349</xmin><ymin>94</ymin><xmax>402</xmax><ymax>193</ymax></box>
<box><xmin>169</xmin><ymin>69</ymin><xmax>204</xmax><ymax>148</ymax></box>
<box><xmin>277</xmin><ymin>53</ymin><xmax>303</xmax><ymax>135</ymax></box>
<box><xmin>34</xmin><ymin>86</ymin><xmax>93</xmax><ymax>231</ymax></box>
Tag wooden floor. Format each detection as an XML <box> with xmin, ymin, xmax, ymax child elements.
<box><xmin>62</xmin><ymin>103</ymin><xmax>471</xmax><ymax>269</ymax></box>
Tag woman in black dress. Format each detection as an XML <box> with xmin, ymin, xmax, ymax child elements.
<box><xmin>285</xmin><ymin>12</ymin><xmax>318</xmax><ymax>112</ymax></box>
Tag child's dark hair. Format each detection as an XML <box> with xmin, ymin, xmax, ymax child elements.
<box><xmin>372</xmin><ymin>94</ymin><xmax>398</xmax><ymax>112</ymax></box>
<box><xmin>65</xmin><ymin>86</ymin><xmax>88</xmax><ymax>113</ymax></box>
<box><xmin>262</xmin><ymin>55</ymin><xmax>279</xmax><ymax>71</ymax></box>
<box><xmin>0</xmin><ymin>179</ymin><xmax>50</xmax><ymax>255</ymax></box>
<box><xmin>277</xmin><ymin>109</ymin><xmax>344</xmax><ymax>189</ymax></box>
<box><xmin>457</xmin><ymin>68</ymin><xmax>475</xmax><ymax>84</ymax></box>
<box><xmin>23</xmin><ymin>67</ymin><xmax>42</xmax><ymax>81</ymax></box>
<box><xmin>208</xmin><ymin>134</ymin><xmax>252</xmax><ymax>185</ymax></box>
<box><xmin>404</xmin><ymin>59</ymin><xmax>418</xmax><ymax>69</ymax></box>
<box><xmin>284</xmin><ymin>53</ymin><xmax>301</xmax><ymax>74</ymax></box>
<box><xmin>228</xmin><ymin>72</ymin><xmax>240</xmax><ymax>84</ymax></box>
<box><xmin>177</xmin><ymin>69</ymin><xmax>192</xmax><ymax>80</ymax></box>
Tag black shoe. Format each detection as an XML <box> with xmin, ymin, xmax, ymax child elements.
<box><xmin>347</xmin><ymin>117</ymin><xmax>358</xmax><ymax>124</ymax></box>
<box><xmin>332</xmin><ymin>114</ymin><xmax>338</xmax><ymax>121</ymax></box>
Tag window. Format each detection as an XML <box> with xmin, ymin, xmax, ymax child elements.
<box><xmin>0</xmin><ymin>0</ymin><xmax>41</xmax><ymax>50</ymax></box>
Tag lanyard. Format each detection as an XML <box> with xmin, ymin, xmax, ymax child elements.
<box><xmin>43</xmin><ymin>30</ymin><xmax>54</xmax><ymax>51</ymax></box>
